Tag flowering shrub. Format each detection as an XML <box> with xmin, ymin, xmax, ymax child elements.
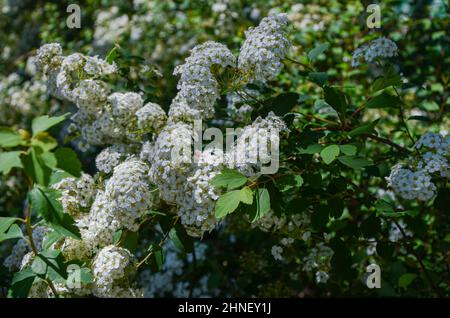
<box><xmin>0</xmin><ymin>1</ymin><xmax>449</xmax><ymax>298</ymax></box>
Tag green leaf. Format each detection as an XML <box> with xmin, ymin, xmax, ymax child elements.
<box><xmin>297</xmin><ymin>144</ymin><xmax>323</xmax><ymax>154</ymax></box>
<box><xmin>122</xmin><ymin>231</ymin><xmax>139</xmax><ymax>253</ymax></box>
<box><xmin>169</xmin><ymin>225</ymin><xmax>193</xmax><ymax>253</ymax></box>
<box><xmin>31</xmin><ymin>113</ymin><xmax>68</xmax><ymax>136</ymax></box>
<box><xmin>276</xmin><ymin>175</ymin><xmax>303</xmax><ymax>192</ymax></box>
<box><xmin>9</xmin><ymin>267</ymin><xmax>36</xmax><ymax>298</ymax></box>
<box><xmin>41</xmin><ymin>231</ymin><xmax>63</xmax><ymax>250</ymax></box>
<box><xmin>348</xmin><ymin>119</ymin><xmax>380</xmax><ymax>137</ymax></box>
<box><xmin>211</xmin><ymin>168</ymin><xmax>247</xmax><ymax>190</ymax></box>
<box><xmin>67</xmin><ymin>267</ymin><xmax>94</xmax><ymax>285</ymax></box>
<box><xmin>0</xmin><ymin>151</ymin><xmax>23</xmax><ymax>174</ymax></box>
<box><xmin>324</xmin><ymin>85</ymin><xmax>347</xmax><ymax>116</ymax></box>
<box><xmin>106</xmin><ymin>46</ymin><xmax>119</xmax><ymax>64</ymax></box>
<box><xmin>28</xmin><ymin>185</ymin><xmax>80</xmax><ymax>239</ymax></box>
<box><xmin>147</xmin><ymin>244</ymin><xmax>164</xmax><ymax>272</ymax></box>
<box><xmin>250</xmin><ymin>188</ymin><xmax>271</xmax><ymax>222</ymax></box>
<box><xmin>49</xmin><ymin>170</ymin><xmax>73</xmax><ymax>185</ymax></box>
<box><xmin>215</xmin><ymin>186</ymin><xmax>253</xmax><ymax>219</ymax></box>
<box><xmin>311</xmin><ymin>205</ymin><xmax>329</xmax><ymax>230</ymax></box>
<box><xmin>372</xmin><ymin>74</ymin><xmax>402</xmax><ymax>93</ymax></box>
<box><xmin>0</xmin><ymin>217</ymin><xmax>19</xmax><ymax>233</ymax></box>
<box><xmin>360</xmin><ymin>213</ymin><xmax>381</xmax><ymax>238</ymax></box>
<box><xmin>337</xmin><ymin>156</ymin><xmax>372</xmax><ymax>169</ymax></box>
<box><xmin>339</xmin><ymin>145</ymin><xmax>357</xmax><ymax>156</ymax></box>
<box><xmin>0</xmin><ymin>127</ymin><xmax>26</xmax><ymax>148</ymax></box>
<box><xmin>398</xmin><ymin>273</ymin><xmax>417</xmax><ymax>288</ymax></box>
<box><xmin>264</xmin><ymin>92</ymin><xmax>300</xmax><ymax>117</ymax></box>
<box><xmin>21</xmin><ymin>147</ymin><xmax>52</xmax><ymax>185</ymax></box>
<box><xmin>40</xmin><ymin>152</ymin><xmax>57</xmax><ymax>169</ymax></box>
<box><xmin>31</xmin><ymin>132</ymin><xmax>58</xmax><ymax>152</ymax></box>
<box><xmin>0</xmin><ymin>224</ymin><xmax>24</xmax><ymax>243</ymax></box>
<box><xmin>308</xmin><ymin>72</ymin><xmax>328</xmax><ymax>86</ymax></box>
<box><xmin>54</xmin><ymin>147</ymin><xmax>82</xmax><ymax>177</ymax></box>
<box><xmin>320</xmin><ymin>145</ymin><xmax>340</xmax><ymax>164</ymax></box>
<box><xmin>366</xmin><ymin>92</ymin><xmax>401</xmax><ymax>109</ymax></box>
<box><xmin>375</xmin><ymin>199</ymin><xmax>395</xmax><ymax>214</ymax></box>
<box><xmin>308</xmin><ymin>43</ymin><xmax>329</xmax><ymax>60</ymax></box>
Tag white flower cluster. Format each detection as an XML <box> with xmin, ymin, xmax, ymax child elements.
<box><xmin>92</xmin><ymin>245</ymin><xmax>142</xmax><ymax>298</ymax></box>
<box><xmin>35</xmin><ymin>13</ymin><xmax>291</xmax><ymax>240</ymax></box>
<box><xmin>35</xmin><ymin>43</ymin><xmax>167</xmax><ymax>149</ymax></box>
<box><xmin>386</xmin><ymin>132</ymin><xmax>449</xmax><ymax>201</ymax></box>
<box><xmin>351</xmin><ymin>36</ymin><xmax>398</xmax><ymax>67</ymax></box>
<box><xmin>52</xmin><ymin>173</ymin><xmax>96</xmax><ymax>218</ymax></box>
<box><xmin>168</xmin><ymin>41</ymin><xmax>236</xmax><ymax>121</ymax></box>
<box><xmin>82</xmin><ymin>159</ymin><xmax>153</xmax><ymax>250</ymax></box>
<box><xmin>238</xmin><ymin>13</ymin><xmax>291</xmax><ymax>82</ymax></box>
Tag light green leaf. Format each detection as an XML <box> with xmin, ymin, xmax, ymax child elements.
<box><xmin>211</xmin><ymin>168</ymin><xmax>247</xmax><ymax>190</ymax></box>
<box><xmin>297</xmin><ymin>144</ymin><xmax>323</xmax><ymax>155</ymax></box>
<box><xmin>0</xmin><ymin>127</ymin><xmax>26</xmax><ymax>148</ymax></box>
<box><xmin>0</xmin><ymin>224</ymin><xmax>24</xmax><ymax>243</ymax></box>
<box><xmin>215</xmin><ymin>186</ymin><xmax>254</xmax><ymax>219</ymax></box>
<box><xmin>339</xmin><ymin>145</ymin><xmax>357</xmax><ymax>156</ymax></box>
<box><xmin>250</xmin><ymin>188</ymin><xmax>271</xmax><ymax>222</ymax></box>
<box><xmin>30</xmin><ymin>132</ymin><xmax>58</xmax><ymax>152</ymax></box>
<box><xmin>31</xmin><ymin>113</ymin><xmax>68</xmax><ymax>136</ymax></box>
<box><xmin>0</xmin><ymin>151</ymin><xmax>23</xmax><ymax>174</ymax></box>
<box><xmin>320</xmin><ymin>145</ymin><xmax>340</xmax><ymax>164</ymax></box>
<box><xmin>0</xmin><ymin>217</ymin><xmax>19</xmax><ymax>233</ymax></box>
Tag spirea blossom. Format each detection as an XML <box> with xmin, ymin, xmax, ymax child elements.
<box><xmin>238</xmin><ymin>13</ymin><xmax>291</xmax><ymax>82</ymax></box>
<box><xmin>351</xmin><ymin>37</ymin><xmax>398</xmax><ymax>67</ymax></box>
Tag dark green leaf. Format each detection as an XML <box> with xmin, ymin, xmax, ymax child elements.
<box><xmin>338</xmin><ymin>156</ymin><xmax>372</xmax><ymax>169</ymax></box>
<box><xmin>54</xmin><ymin>147</ymin><xmax>82</xmax><ymax>177</ymax></box>
<box><xmin>169</xmin><ymin>225</ymin><xmax>193</xmax><ymax>253</ymax></box>
<box><xmin>348</xmin><ymin>119</ymin><xmax>380</xmax><ymax>137</ymax></box>
<box><xmin>308</xmin><ymin>43</ymin><xmax>329</xmax><ymax>60</ymax></box>
<box><xmin>9</xmin><ymin>267</ymin><xmax>36</xmax><ymax>298</ymax></box>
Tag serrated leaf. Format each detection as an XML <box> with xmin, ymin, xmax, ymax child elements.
<box><xmin>211</xmin><ymin>168</ymin><xmax>247</xmax><ymax>190</ymax></box>
<box><xmin>0</xmin><ymin>151</ymin><xmax>23</xmax><ymax>174</ymax></box>
<box><xmin>320</xmin><ymin>145</ymin><xmax>340</xmax><ymax>164</ymax></box>
<box><xmin>215</xmin><ymin>186</ymin><xmax>254</xmax><ymax>219</ymax></box>
<box><xmin>31</xmin><ymin>114</ymin><xmax>68</xmax><ymax>136</ymax></box>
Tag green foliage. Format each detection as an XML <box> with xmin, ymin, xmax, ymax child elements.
<box><xmin>215</xmin><ymin>186</ymin><xmax>253</xmax><ymax>219</ymax></box>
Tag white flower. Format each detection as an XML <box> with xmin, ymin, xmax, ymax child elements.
<box><xmin>271</xmin><ymin>245</ymin><xmax>284</xmax><ymax>261</ymax></box>
<box><xmin>351</xmin><ymin>37</ymin><xmax>398</xmax><ymax>67</ymax></box>
<box><xmin>238</xmin><ymin>13</ymin><xmax>291</xmax><ymax>82</ymax></box>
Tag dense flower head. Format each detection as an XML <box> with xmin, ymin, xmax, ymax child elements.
<box><xmin>136</xmin><ymin>102</ymin><xmax>167</xmax><ymax>133</ymax></box>
<box><xmin>351</xmin><ymin>36</ymin><xmax>398</xmax><ymax>67</ymax></box>
<box><xmin>169</xmin><ymin>41</ymin><xmax>236</xmax><ymax>121</ymax></box>
<box><xmin>52</xmin><ymin>173</ymin><xmax>97</xmax><ymax>218</ymax></box>
<box><xmin>92</xmin><ymin>245</ymin><xmax>142</xmax><ymax>298</ymax></box>
<box><xmin>386</xmin><ymin>165</ymin><xmax>436</xmax><ymax>201</ymax></box>
<box><xmin>238</xmin><ymin>13</ymin><xmax>291</xmax><ymax>82</ymax></box>
<box><xmin>95</xmin><ymin>144</ymin><xmax>134</xmax><ymax>174</ymax></box>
